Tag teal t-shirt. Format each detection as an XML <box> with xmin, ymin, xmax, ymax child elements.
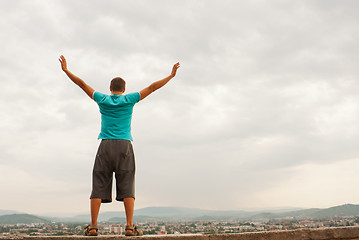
<box><xmin>93</xmin><ymin>91</ymin><xmax>141</xmax><ymax>141</ymax></box>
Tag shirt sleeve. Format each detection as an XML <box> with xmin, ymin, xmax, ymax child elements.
<box><xmin>125</xmin><ymin>92</ymin><xmax>141</xmax><ymax>104</ymax></box>
<box><xmin>93</xmin><ymin>91</ymin><xmax>107</xmax><ymax>103</ymax></box>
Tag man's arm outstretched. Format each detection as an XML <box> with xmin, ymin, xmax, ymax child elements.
<box><xmin>139</xmin><ymin>62</ymin><xmax>180</xmax><ymax>100</ymax></box>
<box><xmin>59</xmin><ymin>55</ymin><xmax>95</xmax><ymax>99</ymax></box>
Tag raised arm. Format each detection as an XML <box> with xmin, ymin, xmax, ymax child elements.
<box><xmin>139</xmin><ymin>62</ymin><xmax>180</xmax><ymax>100</ymax></box>
<box><xmin>59</xmin><ymin>55</ymin><xmax>95</xmax><ymax>99</ymax></box>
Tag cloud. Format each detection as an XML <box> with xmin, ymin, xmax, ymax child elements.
<box><xmin>1</xmin><ymin>0</ymin><xmax>359</xmax><ymax>214</ymax></box>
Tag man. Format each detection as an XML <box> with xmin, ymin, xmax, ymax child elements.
<box><xmin>59</xmin><ymin>55</ymin><xmax>180</xmax><ymax>236</ymax></box>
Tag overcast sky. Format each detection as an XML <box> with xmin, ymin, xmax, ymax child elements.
<box><xmin>1</xmin><ymin>0</ymin><xmax>359</xmax><ymax>216</ymax></box>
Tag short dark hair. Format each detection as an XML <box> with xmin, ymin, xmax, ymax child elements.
<box><xmin>110</xmin><ymin>77</ymin><xmax>126</xmax><ymax>92</ymax></box>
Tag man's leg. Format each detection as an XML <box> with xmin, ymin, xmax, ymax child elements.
<box><xmin>124</xmin><ymin>197</ymin><xmax>134</xmax><ymax>232</ymax></box>
<box><xmin>90</xmin><ymin>198</ymin><xmax>102</xmax><ymax>232</ymax></box>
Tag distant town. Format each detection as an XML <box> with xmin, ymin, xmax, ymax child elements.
<box><xmin>1</xmin><ymin>216</ymin><xmax>359</xmax><ymax>237</ymax></box>
<box><xmin>1</xmin><ymin>204</ymin><xmax>359</xmax><ymax>237</ymax></box>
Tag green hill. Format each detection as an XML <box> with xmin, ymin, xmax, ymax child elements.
<box><xmin>0</xmin><ymin>214</ymin><xmax>50</xmax><ymax>224</ymax></box>
<box><xmin>2</xmin><ymin>204</ymin><xmax>358</xmax><ymax>223</ymax></box>
<box><xmin>250</xmin><ymin>212</ymin><xmax>280</xmax><ymax>219</ymax></box>
<box><xmin>278</xmin><ymin>208</ymin><xmax>322</xmax><ymax>218</ymax></box>
<box><xmin>310</xmin><ymin>204</ymin><xmax>359</xmax><ymax>218</ymax></box>
<box><xmin>249</xmin><ymin>204</ymin><xmax>359</xmax><ymax>219</ymax></box>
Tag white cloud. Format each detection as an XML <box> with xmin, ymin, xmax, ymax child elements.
<box><xmin>1</xmin><ymin>0</ymin><xmax>359</xmax><ymax>215</ymax></box>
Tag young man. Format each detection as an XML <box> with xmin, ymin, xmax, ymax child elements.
<box><xmin>59</xmin><ymin>55</ymin><xmax>180</xmax><ymax>236</ymax></box>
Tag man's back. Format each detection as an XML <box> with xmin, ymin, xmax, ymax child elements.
<box><xmin>93</xmin><ymin>92</ymin><xmax>141</xmax><ymax>141</ymax></box>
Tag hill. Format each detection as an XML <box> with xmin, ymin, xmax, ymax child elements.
<box><xmin>310</xmin><ymin>204</ymin><xmax>359</xmax><ymax>218</ymax></box>
<box><xmin>129</xmin><ymin>204</ymin><xmax>359</xmax><ymax>221</ymax></box>
<box><xmin>0</xmin><ymin>210</ymin><xmax>21</xmax><ymax>216</ymax></box>
<box><xmin>134</xmin><ymin>207</ymin><xmax>252</xmax><ymax>218</ymax></box>
<box><xmin>0</xmin><ymin>214</ymin><xmax>50</xmax><ymax>224</ymax></box>
<box><xmin>70</xmin><ymin>207</ymin><xmax>253</xmax><ymax>222</ymax></box>
<box><xmin>3</xmin><ymin>203</ymin><xmax>359</xmax><ymax>223</ymax></box>
<box><xmin>104</xmin><ymin>204</ymin><xmax>359</xmax><ymax>222</ymax></box>
<box><xmin>249</xmin><ymin>204</ymin><xmax>359</xmax><ymax>219</ymax></box>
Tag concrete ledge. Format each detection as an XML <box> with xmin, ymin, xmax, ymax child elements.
<box><xmin>5</xmin><ymin>227</ymin><xmax>359</xmax><ymax>240</ymax></box>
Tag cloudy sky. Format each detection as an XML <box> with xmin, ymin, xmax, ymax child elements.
<box><xmin>1</xmin><ymin>0</ymin><xmax>359</xmax><ymax>216</ymax></box>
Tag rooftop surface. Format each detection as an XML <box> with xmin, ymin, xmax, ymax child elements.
<box><xmin>4</xmin><ymin>226</ymin><xmax>359</xmax><ymax>240</ymax></box>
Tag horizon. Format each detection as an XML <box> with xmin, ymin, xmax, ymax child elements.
<box><xmin>2</xmin><ymin>203</ymin><xmax>357</xmax><ymax>218</ymax></box>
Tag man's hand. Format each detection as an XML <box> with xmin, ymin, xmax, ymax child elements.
<box><xmin>139</xmin><ymin>62</ymin><xmax>180</xmax><ymax>101</ymax></box>
<box><xmin>58</xmin><ymin>55</ymin><xmax>95</xmax><ymax>99</ymax></box>
<box><xmin>59</xmin><ymin>55</ymin><xmax>68</xmax><ymax>72</ymax></box>
<box><xmin>170</xmin><ymin>62</ymin><xmax>180</xmax><ymax>78</ymax></box>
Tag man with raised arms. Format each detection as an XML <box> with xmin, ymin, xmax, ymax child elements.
<box><xmin>59</xmin><ymin>55</ymin><xmax>180</xmax><ymax>236</ymax></box>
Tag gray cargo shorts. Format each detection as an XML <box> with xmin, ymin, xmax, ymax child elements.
<box><xmin>90</xmin><ymin>139</ymin><xmax>135</xmax><ymax>203</ymax></box>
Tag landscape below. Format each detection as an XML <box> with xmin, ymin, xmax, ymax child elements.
<box><xmin>1</xmin><ymin>203</ymin><xmax>359</xmax><ymax>238</ymax></box>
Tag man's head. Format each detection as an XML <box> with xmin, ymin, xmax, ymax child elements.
<box><xmin>110</xmin><ymin>77</ymin><xmax>126</xmax><ymax>93</ymax></box>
